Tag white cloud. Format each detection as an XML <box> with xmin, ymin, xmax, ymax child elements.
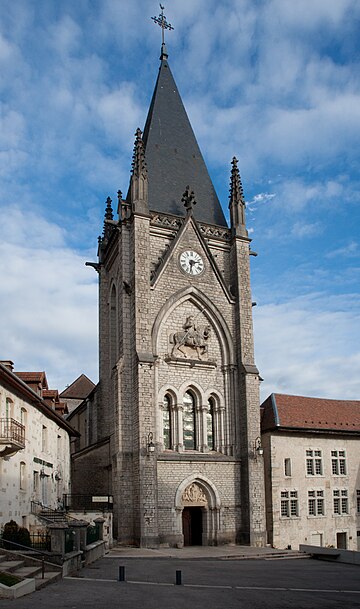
<box><xmin>326</xmin><ymin>241</ymin><xmax>359</xmax><ymax>258</ymax></box>
<box><xmin>48</xmin><ymin>15</ymin><xmax>82</xmax><ymax>56</ymax></box>
<box><xmin>254</xmin><ymin>293</ymin><xmax>360</xmax><ymax>401</ymax></box>
<box><xmin>0</xmin><ymin>0</ymin><xmax>359</xmax><ymax>403</ymax></box>
<box><xmin>0</xmin><ymin>207</ymin><xmax>98</xmax><ymax>391</ymax></box>
<box><xmin>290</xmin><ymin>221</ymin><xmax>322</xmax><ymax>238</ymax></box>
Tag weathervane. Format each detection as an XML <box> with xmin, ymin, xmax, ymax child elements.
<box><xmin>151</xmin><ymin>4</ymin><xmax>174</xmax><ymax>45</ymax></box>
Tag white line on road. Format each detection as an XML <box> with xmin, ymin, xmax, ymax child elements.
<box><xmin>65</xmin><ymin>577</ymin><xmax>360</xmax><ymax>594</ymax></box>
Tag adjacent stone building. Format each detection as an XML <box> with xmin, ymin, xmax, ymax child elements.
<box><xmin>73</xmin><ymin>42</ymin><xmax>267</xmax><ymax>548</ymax></box>
<box><xmin>261</xmin><ymin>393</ymin><xmax>360</xmax><ymax>550</ymax></box>
<box><xmin>0</xmin><ymin>361</ymin><xmax>77</xmax><ymax>531</ymax></box>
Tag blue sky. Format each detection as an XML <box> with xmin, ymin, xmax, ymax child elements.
<box><xmin>1</xmin><ymin>0</ymin><xmax>359</xmax><ymax>400</ymax></box>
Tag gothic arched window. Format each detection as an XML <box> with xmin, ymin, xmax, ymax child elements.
<box><xmin>207</xmin><ymin>397</ymin><xmax>215</xmax><ymax>450</ymax></box>
<box><xmin>110</xmin><ymin>284</ymin><xmax>117</xmax><ymax>368</ymax></box>
<box><xmin>162</xmin><ymin>394</ymin><xmax>172</xmax><ymax>449</ymax></box>
<box><xmin>183</xmin><ymin>391</ymin><xmax>196</xmax><ymax>450</ymax></box>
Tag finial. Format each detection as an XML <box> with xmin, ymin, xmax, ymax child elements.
<box><xmin>229</xmin><ymin>157</ymin><xmax>247</xmax><ymax>233</ymax></box>
<box><xmin>104</xmin><ymin>196</ymin><xmax>114</xmax><ymax>221</ymax></box>
<box><xmin>131</xmin><ymin>128</ymin><xmax>148</xmax><ymax>178</ymax></box>
<box><xmin>182</xmin><ymin>186</ymin><xmax>197</xmax><ymax>214</ymax></box>
<box><xmin>151</xmin><ymin>4</ymin><xmax>174</xmax><ymax>52</ymax></box>
<box><xmin>229</xmin><ymin>157</ymin><xmax>245</xmax><ymax>207</ymax></box>
<box><xmin>102</xmin><ymin>196</ymin><xmax>116</xmax><ymax>241</ymax></box>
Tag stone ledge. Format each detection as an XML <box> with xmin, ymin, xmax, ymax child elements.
<box><xmin>158</xmin><ymin>452</ymin><xmax>238</xmax><ymax>462</ymax></box>
<box><xmin>0</xmin><ymin>577</ymin><xmax>35</xmax><ymax>599</ymax></box>
<box><xmin>164</xmin><ymin>356</ymin><xmax>217</xmax><ymax>369</ymax></box>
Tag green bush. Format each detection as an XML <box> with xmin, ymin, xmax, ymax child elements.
<box><xmin>17</xmin><ymin>527</ymin><xmax>31</xmax><ymax>548</ymax></box>
<box><xmin>2</xmin><ymin>520</ymin><xmax>31</xmax><ymax>550</ymax></box>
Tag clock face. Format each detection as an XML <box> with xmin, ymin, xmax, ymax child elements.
<box><xmin>179</xmin><ymin>250</ymin><xmax>204</xmax><ymax>275</ymax></box>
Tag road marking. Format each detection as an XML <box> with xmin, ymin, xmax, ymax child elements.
<box><xmin>65</xmin><ymin>577</ymin><xmax>360</xmax><ymax>594</ymax></box>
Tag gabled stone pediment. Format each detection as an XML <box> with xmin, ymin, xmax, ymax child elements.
<box><xmin>150</xmin><ymin>211</ymin><xmax>235</xmax><ymax>304</ymax></box>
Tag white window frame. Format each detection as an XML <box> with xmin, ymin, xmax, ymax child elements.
<box><xmin>280</xmin><ymin>490</ymin><xmax>299</xmax><ymax>518</ymax></box>
<box><xmin>308</xmin><ymin>489</ymin><xmax>325</xmax><ymax>517</ymax></box>
<box><xmin>306</xmin><ymin>449</ymin><xmax>323</xmax><ymax>476</ymax></box>
<box><xmin>333</xmin><ymin>489</ymin><xmax>349</xmax><ymax>515</ymax></box>
<box><xmin>331</xmin><ymin>450</ymin><xmax>347</xmax><ymax>476</ymax></box>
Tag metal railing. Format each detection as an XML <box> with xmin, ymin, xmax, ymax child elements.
<box><xmin>31</xmin><ymin>501</ymin><xmax>68</xmax><ymax>523</ymax></box>
<box><xmin>30</xmin><ymin>532</ymin><xmax>51</xmax><ymax>551</ymax></box>
<box><xmin>0</xmin><ymin>418</ymin><xmax>25</xmax><ymax>446</ymax></box>
<box><xmin>0</xmin><ymin>537</ymin><xmax>56</xmax><ymax>579</ymax></box>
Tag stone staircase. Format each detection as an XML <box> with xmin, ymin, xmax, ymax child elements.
<box><xmin>31</xmin><ymin>501</ymin><xmax>69</xmax><ymax>526</ymax></box>
<box><xmin>0</xmin><ymin>547</ymin><xmax>62</xmax><ymax>590</ymax></box>
<box><xmin>263</xmin><ymin>550</ymin><xmax>312</xmax><ymax>560</ymax></box>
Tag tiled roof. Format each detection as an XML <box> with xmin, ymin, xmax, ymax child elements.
<box><xmin>60</xmin><ymin>374</ymin><xmax>95</xmax><ymax>399</ymax></box>
<box><xmin>14</xmin><ymin>371</ymin><xmax>48</xmax><ymax>389</ymax></box>
<box><xmin>15</xmin><ymin>371</ymin><xmax>48</xmax><ymax>388</ymax></box>
<box><xmin>261</xmin><ymin>393</ymin><xmax>360</xmax><ymax>433</ymax></box>
<box><xmin>0</xmin><ymin>363</ymin><xmax>78</xmax><ymax>436</ymax></box>
<box><xmin>43</xmin><ymin>389</ymin><xmax>59</xmax><ymax>399</ymax></box>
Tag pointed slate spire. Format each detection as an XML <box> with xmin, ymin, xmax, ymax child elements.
<box><xmin>229</xmin><ymin>157</ymin><xmax>247</xmax><ymax>237</ymax></box>
<box><xmin>142</xmin><ymin>51</ymin><xmax>227</xmax><ymax>226</ymax></box>
<box><xmin>130</xmin><ymin>128</ymin><xmax>148</xmax><ymax>214</ymax></box>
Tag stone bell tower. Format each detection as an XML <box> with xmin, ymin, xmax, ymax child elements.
<box><xmin>91</xmin><ymin>15</ymin><xmax>266</xmax><ymax>547</ymax></box>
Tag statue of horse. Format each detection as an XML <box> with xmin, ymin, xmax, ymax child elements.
<box><xmin>170</xmin><ymin>325</ymin><xmax>211</xmax><ymax>359</ymax></box>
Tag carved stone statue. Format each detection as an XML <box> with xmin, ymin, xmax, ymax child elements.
<box><xmin>170</xmin><ymin>316</ymin><xmax>211</xmax><ymax>359</ymax></box>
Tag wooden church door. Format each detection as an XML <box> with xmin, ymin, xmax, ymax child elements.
<box><xmin>182</xmin><ymin>507</ymin><xmax>203</xmax><ymax>546</ymax></box>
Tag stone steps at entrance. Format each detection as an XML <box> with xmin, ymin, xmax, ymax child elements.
<box><xmin>107</xmin><ymin>545</ymin><xmax>312</xmax><ymax>561</ymax></box>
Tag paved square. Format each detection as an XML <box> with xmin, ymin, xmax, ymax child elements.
<box><xmin>6</xmin><ymin>556</ymin><xmax>360</xmax><ymax>609</ymax></box>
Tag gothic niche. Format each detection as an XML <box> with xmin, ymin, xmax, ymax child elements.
<box><xmin>182</xmin><ymin>483</ymin><xmax>207</xmax><ymax>506</ymax></box>
<box><xmin>169</xmin><ymin>315</ymin><xmax>211</xmax><ymax>360</ymax></box>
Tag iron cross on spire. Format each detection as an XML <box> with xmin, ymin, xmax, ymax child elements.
<box><xmin>151</xmin><ymin>4</ymin><xmax>174</xmax><ymax>45</ymax></box>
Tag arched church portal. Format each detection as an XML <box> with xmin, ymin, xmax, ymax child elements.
<box><xmin>176</xmin><ymin>478</ymin><xmax>221</xmax><ymax>546</ymax></box>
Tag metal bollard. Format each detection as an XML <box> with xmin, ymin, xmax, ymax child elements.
<box><xmin>118</xmin><ymin>566</ymin><xmax>126</xmax><ymax>582</ymax></box>
<box><xmin>175</xmin><ymin>570</ymin><xmax>182</xmax><ymax>585</ymax></box>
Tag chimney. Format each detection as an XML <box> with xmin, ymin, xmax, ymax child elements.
<box><xmin>0</xmin><ymin>360</ymin><xmax>14</xmax><ymax>372</ymax></box>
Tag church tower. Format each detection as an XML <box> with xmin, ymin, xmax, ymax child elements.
<box><xmin>91</xmin><ymin>18</ymin><xmax>266</xmax><ymax>547</ymax></box>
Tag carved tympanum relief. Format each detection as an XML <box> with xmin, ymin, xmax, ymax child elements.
<box><xmin>182</xmin><ymin>483</ymin><xmax>207</xmax><ymax>505</ymax></box>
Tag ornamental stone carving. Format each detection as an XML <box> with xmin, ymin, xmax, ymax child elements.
<box><xmin>169</xmin><ymin>315</ymin><xmax>211</xmax><ymax>360</ymax></box>
<box><xmin>182</xmin><ymin>483</ymin><xmax>207</xmax><ymax>505</ymax></box>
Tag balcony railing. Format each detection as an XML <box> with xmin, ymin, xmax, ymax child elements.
<box><xmin>0</xmin><ymin>418</ymin><xmax>25</xmax><ymax>452</ymax></box>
